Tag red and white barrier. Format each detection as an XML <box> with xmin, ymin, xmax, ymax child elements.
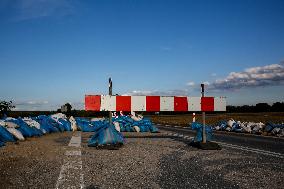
<box><xmin>85</xmin><ymin>95</ymin><xmax>226</xmax><ymax>112</ymax></box>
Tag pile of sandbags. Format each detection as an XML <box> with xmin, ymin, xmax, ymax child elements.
<box><xmin>88</xmin><ymin>123</ymin><xmax>124</xmax><ymax>148</ymax></box>
<box><xmin>214</xmin><ymin>119</ymin><xmax>284</xmax><ymax>137</ymax></box>
<box><xmin>112</xmin><ymin>115</ymin><xmax>159</xmax><ymax>133</ymax></box>
<box><xmin>0</xmin><ymin>113</ymin><xmax>74</xmax><ymax>147</ymax></box>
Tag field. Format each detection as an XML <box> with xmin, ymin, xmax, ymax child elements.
<box><xmin>149</xmin><ymin>112</ymin><xmax>284</xmax><ymax>126</ymax></box>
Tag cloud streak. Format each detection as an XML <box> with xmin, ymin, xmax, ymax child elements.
<box><xmin>211</xmin><ymin>62</ymin><xmax>284</xmax><ymax>91</ymax></box>
<box><xmin>123</xmin><ymin>89</ymin><xmax>190</xmax><ymax>96</ymax></box>
<box><xmin>9</xmin><ymin>0</ymin><xmax>76</xmax><ymax>21</ymax></box>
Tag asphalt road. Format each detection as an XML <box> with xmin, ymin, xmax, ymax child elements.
<box><xmin>156</xmin><ymin>124</ymin><xmax>284</xmax><ymax>155</ymax></box>
<box><xmin>0</xmin><ymin>129</ymin><xmax>283</xmax><ymax>188</ymax></box>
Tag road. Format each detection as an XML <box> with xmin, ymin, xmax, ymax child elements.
<box><xmin>156</xmin><ymin>124</ymin><xmax>284</xmax><ymax>157</ymax></box>
<box><xmin>0</xmin><ymin>128</ymin><xmax>283</xmax><ymax>188</ymax></box>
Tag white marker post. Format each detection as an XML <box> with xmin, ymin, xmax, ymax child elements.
<box><xmin>192</xmin><ymin>113</ymin><xmax>196</xmax><ymax>123</ymax></box>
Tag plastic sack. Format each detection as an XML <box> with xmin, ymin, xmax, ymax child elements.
<box><xmin>113</xmin><ymin>122</ymin><xmax>120</xmax><ymax>132</ymax></box>
<box><xmin>34</xmin><ymin>116</ymin><xmax>59</xmax><ymax>133</ymax></box>
<box><xmin>69</xmin><ymin>116</ymin><xmax>78</xmax><ymax>131</ymax></box>
<box><xmin>58</xmin><ymin>118</ymin><xmax>72</xmax><ymax>131</ymax></box>
<box><xmin>0</xmin><ymin>126</ymin><xmax>16</xmax><ymax>142</ymax></box>
<box><xmin>88</xmin><ymin>124</ymin><xmax>124</xmax><ymax>147</ymax></box>
<box><xmin>133</xmin><ymin>126</ymin><xmax>140</xmax><ymax>132</ymax></box>
<box><xmin>6</xmin><ymin>128</ymin><xmax>25</xmax><ymax>141</ymax></box>
<box><xmin>191</xmin><ymin>122</ymin><xmax>213</xmax><ymax>142</ymax></box>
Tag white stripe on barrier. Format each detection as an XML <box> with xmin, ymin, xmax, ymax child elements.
<box><xmin>160</xmin><ymin>96</ymin><xmax>174</xmax><ymax>111</ymax></box>
<box><xmin>131</xmin><ymin>96</ymin><xmax>146</xmax><ymax>111</ymax></box>
<box><xmin>188</xmin><ymin>97</ymin><xmax>201</xmax><ymax>111</ymax></box>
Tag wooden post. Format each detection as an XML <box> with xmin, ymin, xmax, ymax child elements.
<box><xmin>201</xmin><ymin>84</ymin><xmax>206</xmax><ymax>143</ymax></box>
<box><xmin>109</xmin><ymin>77</ymin><xmax>112</xmax><ymax>124</ymax></box>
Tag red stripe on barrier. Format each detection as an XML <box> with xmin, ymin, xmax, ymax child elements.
<box><xmin>174</xmin><ymin>96</ymin><xmax>188</xmax><ymax>111</ymax></box>
<box><xmin>116</xmin><ymin>96</ymin><xmax>131</xmax><ymax>111</ymax></box>
<box><xmin>85</xmin><ymin>95</ymin><xmax>101</xmax><ymax>111</ymax></box>
<box><xmin>146</xmin><ymin>96</ymin><xmax>160</xmax><ymax>111</ymax></box>
<box><xmin>201</xmin><ymin>97</ymin><xmax>214</xmax><ymax>111</ymax></box>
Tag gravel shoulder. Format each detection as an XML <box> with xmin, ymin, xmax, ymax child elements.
<box><xmin>0</xmin><ymin>131</ymin><xmax>283</xmax><ymax>189</ymax></box>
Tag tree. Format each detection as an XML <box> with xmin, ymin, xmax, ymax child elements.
<box><xmin>0</xmin><ymin>100</ymin><xmax>15</xmax><ymax>118</ymax></box>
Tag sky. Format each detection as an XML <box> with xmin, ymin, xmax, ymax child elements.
<box><xmin>0</xmin><ymin>0</ymin><xmax>284</xmax><ymax>111</ymax></box>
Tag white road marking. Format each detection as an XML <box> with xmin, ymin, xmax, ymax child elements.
<box><xmin>56</xmin><ymin>132</ymin><xmax>84</xmax><ymax>189</ymax></box>
<box><xmin>215</xmin><ymin>141</ymin><xmax>284</xmax><ymax>159</ymax></box>
<box><xmin>65</xmin><ymin>150</ymin><xmax>82</xmax><ymax>156</ymax></box>
<box><xmin>165</xmin><ymin>130</ymin><xmax>284</xmax><ymax>159</ymax></box>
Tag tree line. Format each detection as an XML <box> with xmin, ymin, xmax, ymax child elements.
<box><xmin>226</xmin><ymin>102</ymin><xmax>284</xmax><ymax>113</ymax></box>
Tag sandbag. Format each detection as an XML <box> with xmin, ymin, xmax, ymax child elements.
<box><xmin>91</xmin><ymin>118</ymin><xmax>105</xmax><ymax>122</ymax></box>
<box><xmin>58</xmin><ymin>118</ymin><xmax>72</xmax><ymax>131</ymax></box>
<box><xmin>69</xmin><ymin>116</ymin><xmax>78</xmax><ymax>131</ymax></box>
<box><xmin>0</xmin><ymin>126</ymin><xmax>16</xmax><ymax>142</ymax></box>
<box><xmin>133</xmin><ymin>126</ymin><xmax>140</xmax><ymax>132</ymax></box>
<box><xmin>113</xmin><ymin>122</ymin><xmax>120</xmax><ymax>132</ymax></box>
<box><xmin>88</xmin><ymin>124</ymin><xmax>124</xmax><ymax>147</ymax></box>
<box><xmin>191</xmin><ymin>122</ymin><xmax>213</xmax><ymax>142</ymax></box>
<box><xmin>5</xmin><ymin>122</ymin><xmax>19</xmax><ymax>128</ymax></box>
<box><xmin>34</xmin><ymin>116</ymin><xmax>59</xmax><ymax>133</ymax></box>
<box><xmin>6</xmin><ymin>128</ymin><xmax>25</xmax><ymax>141</ymax></box>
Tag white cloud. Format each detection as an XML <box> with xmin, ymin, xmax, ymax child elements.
<box><xmin>123</xmin><ymin>89</ymin><xmax>189</xmax><ymax>96</ymax></box>
<box><xmin>186</xmin><ymin>81</ymin><xmax>195</xmax><ymax>86</ymax></box>
<box><xmin>211</xmin><ymin>62</ymin><xmax>284</xmax><ymax>90</ymax></box>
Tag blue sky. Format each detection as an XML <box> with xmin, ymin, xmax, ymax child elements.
<box><xmin>0</xmin><ymin>0</ymin><xmax>284</xmax><ymax>110</ymax></box>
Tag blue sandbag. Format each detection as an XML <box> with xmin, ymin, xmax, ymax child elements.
<box><xmin>58</xmin><ymin>118</ymin><xmax>72</xmax><ymax>131</ymax></box>
<box><xmin>191</xmin><ymin>122</ymin><xmax>213</xmax><ymax>142</ymax></box>
<box><xmin>35</xmin><ymin>116</ymin><xmax>59</xmax><ymax>133</ymax></box>
<box><xmin>0</xmin><ymin>126</ymin><xmax>16</xmax><ymax>142</ymax></box>
<box><xmin>9</xmin><ymin>119</ymin><xmax>35</xmax><ymax>137</ymax></box>
<box><xmin>88</xmin><ymin>124</ymin><xmax>124</xmax><ymax>147</ymax></box>
<box><xmin>139</xmin><ymin>125</ymin><xmax>150</xmax><ymax>132</ymax></box>
<box><xmin>75</xmin><ymin>118</ymin><xmax>98</xmax><ymax>132</ymax></box>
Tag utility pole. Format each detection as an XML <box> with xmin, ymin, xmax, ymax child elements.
<box><xmin>201</xmin><ymin>83</ymin><xmax>206</xmax><ymax>143</ymax></box>
<box><xmin>109</xmin><ymin>77</ymin><xmax>112</xmax><ymax>124</ymax></box>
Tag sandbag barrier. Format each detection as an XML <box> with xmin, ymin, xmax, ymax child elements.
<box><xmin>112</xmin><ymin>115</ymin><xmax>159</xmax><ymax>133</ymax></box>
<box><xmin>0</xmin><ymin>113</ymin><xmax>158</xmax><ymax>148</ymax></box>
<box><xmin>213</xmin><ymin>119</ymin><xmax>284</xmax><ymax>137</ymax></box>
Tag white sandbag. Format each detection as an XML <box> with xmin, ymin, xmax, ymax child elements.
<box><xmin>131</xmin><ymin>115</ymin><xmax>142</xmax><ymax>122</ymax></box>
<box><xmin>51</xmin><ymin>113</ymin><xmax>67</xmax><ymax>122</ymax></box>
<box><xmin>271</xmin><ymin>128</ymin><xmax>281</xmax><ymax>135</ymax></box>
<box><xmin>227</xmin><ymin>119</ymin><xmax>235</xmax><ymax>128</ymax></box>
<box><xmin>133</xmin><ymin>126</ymin><xmax>140</xmax><ymax>132</ymax></box>
<box><xmin>91</xmin><ymin>118</ymin><xmax>105</xmax><ymax>121</ymax></box>
<box><xmin>215</xmin><ymin>126</ymin><xmax>220</xmax><ymax>131</ymax></box>
<box><xmin>69</xmin><ymin>116</ymin><xmax>78</xmax><ymax>131</ymax></box>
<box><xmin>0</xmin><ymin>120</ymin><xmax>5</xmax><ymax>126</ymax></box>
<box><xmin>113</xmin><ymin>122</ymin><xmax>120</xmax><ymax>132</ymax></box>
<box><xmin>225</xmin><ymin>127</ymin><xmax>232</xmax><ymax>131</ymax></box>
<box><xmin>5</xmin><ymin>121</ymin><xmax>19</xmax><ymax>128</ymax></box>
<box><xmin>23</xmin><ymin>118</ymin><xmax>41</xmax><ymax>129</ymax></box>
<box><xmin>6</xmin><ymin>128</ymin><xmax>25</xmax><ymax>141</ymax></box>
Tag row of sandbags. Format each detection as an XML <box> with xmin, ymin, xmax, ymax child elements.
<box><xmin>112</xmin><ymin>115</ymin><xmax>159</xmax><ymax>133</ymax></box>
<box><xmin>214</xmin><ymin>119</ymin><xmax>284</xmax><ymax>137</ymax></box>
<box><xmin>0</xmin><ymin>113</ymin><xmax>74</xmax><ymax>146</ymax></box>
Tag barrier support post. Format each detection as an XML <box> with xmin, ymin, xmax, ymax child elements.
<box><xmin>201</xmin><ymin>84</ymin><xmax>206</xmax><ymax>143</ymax></box>
<box><xmin>109</xmin><ymin>78</ymin><xmax>112</xmax><ymax>124</ymax></box>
